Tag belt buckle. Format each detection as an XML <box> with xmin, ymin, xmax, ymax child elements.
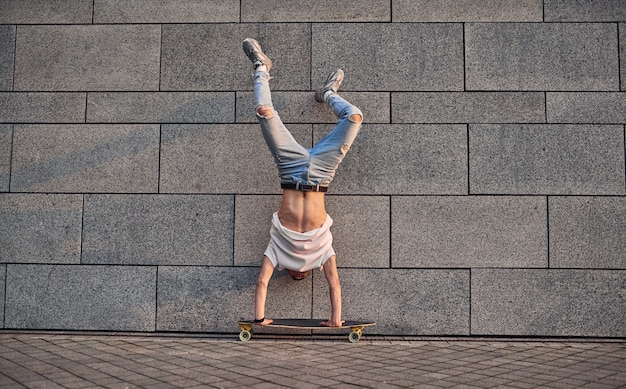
<box><xmin>297</xmin><ymin>183</ymin><xmax>317</xmax><ymax>192</ymax></box>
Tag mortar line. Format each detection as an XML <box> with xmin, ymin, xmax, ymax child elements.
<box><xmin>466</xmin><ymin>124</ymin><xmax>471</xmax><ymax>195</ymax></box>
<box><xmin>80</xmin><ymin>194</ymin><xmax>85</xmax><ymax>265</ymax></box>
<box><xmin>154</xmin><ymin>266</ymin><xmax>159</xmax><ymax>332</ymax></box>
<box><xmin>157</xmin><ymin>124</ymin><xmax>162</xmax><ymax>194</ymax></box>
<box><xmin>8</xmin><ymin>125</ymin><xmax>14</xmax><ymax>192</ymax></box>
<box><xmin>2</xmin><ymin>265</ymin><xmax>7</xmax><ymax>328</ymax></box>
<box><xmin>11</xmin><ymin>25</ymin><xmax>17</xmax><ymax>91</ymax></box>
<box><xmin>468</xmin><ymin>268</ymin><xmax>472</xmax><ymax>335</ymax></box>
<box><xmin>546</xmin><ymin>196</ymin><xmax>551</xmax><ymax>269</ymax></box>
<box><xmin>618</xmin><ymin>23</ymin><xmax>622</xmax><ymax>91</ymax></box>
<box><xmin>91</xmin><ymin>0</ymin><xmax>95</xmax><ymax>23</ymax></box>
<box><xmin>232</xmin><ymin>195</ymin><xmax>236</xmax><ymax>267</ymax></box>
<box><xmin>388</xmin><ymin>195</ymin><xmax>393</xmax><ymax>268</ymax></box>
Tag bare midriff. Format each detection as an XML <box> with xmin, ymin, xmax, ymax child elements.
<box><xmin>277</xmin><ymin>189</ymin><xmax>327</xmax><ymax>233</ymax></box>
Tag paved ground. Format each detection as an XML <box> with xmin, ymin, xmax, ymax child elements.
<box><xmin>0</xmin><ymin>333</ymin><xmax>624</xmax><ymax>388</ymax></box>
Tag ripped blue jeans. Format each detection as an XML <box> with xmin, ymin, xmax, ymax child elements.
<box><xmin>254</xmin><ymin>70</ymin><xmax>362</xmax><ymax>188</ymax></box>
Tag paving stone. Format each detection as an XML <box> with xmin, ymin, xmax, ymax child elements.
<box><xmin>466</xmin><ymin>23</ymin><xmax>619</xmax><ymax>91</ymax></box>
<box><xmin>313</xmin><ymin>268</ymin><xmax>470</xmax><ymax>335</ymax></box>
<box><xmin>393</xmin><ymin>0</ymin><xmax>542</xmax><ymax>22</ymax></box>
<box><xmin>157</xmin><ymin>266</ymin><xmax>312</xmax><ymax>332</ymax></box>
<box><xmin>0</xmin><ymin>125</ymin><xmax>10</xmax><ymax>191</ymax></box>
<box><xmin>160</xmin><ymin>124</ymin><xmax>310</xmax><ymax>194</ymax></box>
<box><xmin>312</xmin><ymin>23</ymin><xmax>463</xmax><ymax>91</ymax></box>
<box><xmin>393</xmin><ymin>92</ymin><xmax>545</xmax><ymax>124</ymax></box>
<box><xmin>94</xmin><ymin>0</ymin><xmax>239</xmax><ymax>23</ymax></box>
<box><xmin>0</xmin><ymin>26</ymin><xmax>14</xmax><ymax>91</ymax></box>
<box><xmin>469</xmin><ymin>124</ymin><xmax>626</xmax><ymax>195</ymax></box>
<box><xmin>0</xmin><ymin>194</ymin><xmax>82</xmax><ymax>264</ymax></box>
<box><xmin>82</xmin><ymin>194</ymin><xmax>233</xmax><ymax>266</ymax></box>
<box><xmin>319</xmin><ymin>124</ymin><xmax>468</xmax><ymax>195</ymax></box>
<box><xmin>547</xmin><ymin>93</ymin><xmax>626</xmax><ymax>123</ymax></box>
<box><xmin>236</xmin><ymin>91</ymin><xmax>390</xmax><ymax>124</ymax></box>
<box><xmin>161</xmin><ymin>24</ymin><xmax>310</xmax><ymax>91</ymax></box>
<box><xmin>0</xmin><ymin>0</ymin><xmax>93</xmax><ymax>23</ymax></box>
<box><xmin>472</xmin><ymin>269</ymin><xmax>626</xmax><ymax>337</ymax></box>
<box><xmin>11</xmin><ymin>124</ymin><xmax>159</xmax><ymax>193</ymax></box>
<box><xmin>5</xmin><ymin>264</ymin><xmax>156</xmax><ymax>331</ymax></box>
<box><xmin>14</xmin><ymin>25</ymin><xmax>160</xmax><ymax>91</ymax></box>
<box><xmin>544</xmin><ymin>0</ymin><xmax>626</xmax><ymax>21</ymax></box>
<box><xmin>549</xmin><ymin>196</ymin><xmax>626</xmax><ymax>269</ymax></box>
<box><xmin>0</xmin><ymin>93</ymin><xmax>85</xmax><ymax>123</ymax></box>
<box><xmin>241</xmin><ymin>0</ymin><xmax>390</xmax><ymax>22</ymax></box>
<box><xmin>392</xmin><ymin>196</ymin><xmax>547</xmax><ymax>268</ymax></box>
<box><xmin>234</xmin><ymin>195</ymin><xmax>390</xmax><ymax>268</ymax></box>
<box><xmin>87</xmin><ymin>92</ymin><xmax>235</xmax><ymax>123</ymax></box>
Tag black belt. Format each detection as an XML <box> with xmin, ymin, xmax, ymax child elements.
<box><xmin>281</xmin><ymin>183</ymin><xmax>328</xmax><ymax>192</ymax></box>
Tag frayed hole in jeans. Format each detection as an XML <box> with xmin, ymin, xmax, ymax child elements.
<box><xmin>256</xmin><ymin>105</ymin><xmax>274</xmax><ymax>118</ymax></box>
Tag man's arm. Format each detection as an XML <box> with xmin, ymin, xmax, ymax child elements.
<box><xmin>254</xmin><ymin>256</ymin><xmax>274</xmax><ymax>325</ymax></box>
<box><xmin>321</xmin><ymin>256</ymin><xmax>345</xmax><ymax>327</ymax></box>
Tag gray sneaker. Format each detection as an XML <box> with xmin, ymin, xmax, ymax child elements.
<box><xmin>315</xmin><ymin>69</ymin><xmax>344</xmax><ymax>103</ymax></box>
<box><xmin>242</xmin><ymin>38</ymin><xmax>272</xmax><ymax>72</ymax></box>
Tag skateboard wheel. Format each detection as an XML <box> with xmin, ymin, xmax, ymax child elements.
<box><xmin>239</xmin><ymin>329</ymin><xmax>252</xmax><ymax>342</ymax></box>
<box><xmin>348</xmin><ymin>331</ymin><xmax>361</xmax><ymax>343</ymax></box>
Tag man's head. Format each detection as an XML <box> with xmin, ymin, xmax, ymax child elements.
<box><xmin>288</xmin><ymin>270</ymin><xmax>309</xmax><ymax>281</ymax></box>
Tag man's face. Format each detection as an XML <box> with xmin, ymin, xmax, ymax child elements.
<box><xmin>288</xmin><ymin>270</ymin><xmax>309</xmax><ymax>281</ymax></box>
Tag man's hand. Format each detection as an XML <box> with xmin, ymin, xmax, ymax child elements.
<box><xmin>320</xmin><ymin>319</ymin><xmax>345</xmax><ymax>327</ymax></box>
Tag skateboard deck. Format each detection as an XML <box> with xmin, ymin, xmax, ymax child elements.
<box><xmin>237</xmin><ymin>318</ymin><xmax>376</xmax><ymax>343</ymax></box>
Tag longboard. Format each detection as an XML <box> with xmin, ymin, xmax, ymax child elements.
<box><xmin>237</xmin><ymin>318</ymin><xmax>376</xmax><ymax>343</ymax></box>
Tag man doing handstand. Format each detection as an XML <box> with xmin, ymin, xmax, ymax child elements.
<box><xmin>243</xmin><ymin>38</ymin><xmax>363</xmax><ymax>327</ymax></box>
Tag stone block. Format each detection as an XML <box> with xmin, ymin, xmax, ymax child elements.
<box><xmin>312</xmin><ymin>23</ymin><xmax>463</xmax><ymax>91</ymax></box>
<box><xmin>236</xmin><ymin>91</ymin><xmax>390</xmax><ymax>124</ymax></box>
<box><xmin>325</xmin><ymin>196</ymin><xmax>391</xmax><ymax>268</ymax></box>
<box><xmin>234</xmin><ymin>195</ymin><xmax>391</xmax><ymax>268</ymax></box>
<box><xmin>544</xmin><ymin>0</ymin><xmax>626</xmax><ymax>21</ymax></box>
<box><xmin>466</xmin><ymin>23</ymin><xmax>619</xmax><ymax>91</ymax></box>
<box><xmin>547</xmin><ymin>93</ymin><xmax>626</xmax><ymax>124</ymax></box>
<box><xmin>469</xmin><ymin>124</ymin><xmax>626</xmax><ymax>195</ymax></box>
<box><xmin>318</xmin><ymin>124</ymin><xmax>468</xmax><ymax>195</ymax></box>
<box><xmin>11</xmin><ymin>124</ymin><xmax>159</xmax><ymax>193</ymax></box>
<box><xmin>393</xmin><ymin>92</ymin><xmax>545</xmax><ymax>124</ymax></box>
<box><xmin>0</xmin><ymin>125</ymin><xmax>10</xmax><ymax>191</ymax></box>
<box><xmin>94</xmin><ymin>0</ymin><xmax>239</xmax><ymax>23</ymax></box>
<box><xmin>0</xmin><ymin>194</ymin><xmax>83</xmax><ymax>264</ymax></box>
<box><xmin>0</xmin><ymin>0</ymin><xmax>93</xmax><ymax>23</ymax></box>
<box><xmin>234</xmin><ymin>195</ymin><xmax>281</xmax><ymax>266</ymax></box>
<box><xmin>83</xmin><ymin>194</ymin><xmax>233</xmax><ymax>266</ymax></box>
<box><xmin>472</xmin><ymin>269</ymin><xmax>626</xmax><ymax>337</ymax></box>
<box><xmin>157</xmin><ymin>266</ymin><xmax>312</xmax><ymax>332</ymax></box>
<box><xmin>0</xmin><ymin>26</ymin><xmax>14</xmax><ymax>91</ymax></box>
<box><xmin>162</xmin><ymin>24</ymin><xmax>310</xmax><ymax>91</ymax></box>
<box><xmin>5</xmin><ymin>264</ymin><xmax>156</xmax><ymax>331</ymax></box>
<box><xmin>241</xmin><ymin>0</ymin><xmax>390</xmax><ymax>22</ymax></box>
<box><xmin>392</xmin><ymin>196</ymin><xmax>547</xmax><ymax>268</ymax></box>
<box><xmin>0</xmin><ymin>93</ymin><xmax>85</xmax><ymax>123</ymax></box>
<box><xmin>160</xmin><ymin>124</ymin><xmax>311</xmax><ymax>194</ymax></box>
<box><xmin>14</xmin><ymin>25</ymin><xmax>160</xmax><ymax>91</ymax></box>
<box><xmin>313</xmin><ymin>269</ymin><xmax>470</xmax><ymax>335</ymax></box>
<box><xmin>87</xmin><ymin>92</ymin><xmax>235</xmax><ymax>123</ymax></box>
<box><xmin>549</xmin><ymin>197</ymin><xmax>626</xmax><ymax>269</ymax></box>
<box><xmin>393</xmin><ymin>0</ymin><xmax>542</xmax><ymax>22</ymax></box>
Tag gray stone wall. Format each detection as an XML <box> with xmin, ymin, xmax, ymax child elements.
<box><xmin>0</xmin><ymin>0</ymin><xmax>624</xmax><ymax>337</ymax></box>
